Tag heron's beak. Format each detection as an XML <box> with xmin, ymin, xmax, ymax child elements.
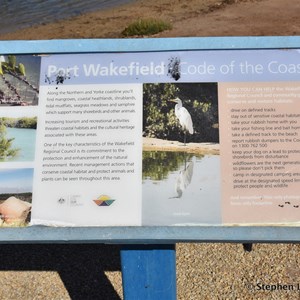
<box><xmin>169</xmin><ymin>99</ymin><xmax>178</xmax><ymax>103</ymax></box>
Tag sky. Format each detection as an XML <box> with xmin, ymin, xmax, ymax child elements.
<box><xmin>0</xmin><ymin>168</ymin><xmax>33</xmax><ymax>193</ymax></box>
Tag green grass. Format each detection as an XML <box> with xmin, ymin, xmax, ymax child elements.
<box><xmin>122</xmin><ymin>18</ymin><xmax>172</xmax><ymax>37</ymax></box>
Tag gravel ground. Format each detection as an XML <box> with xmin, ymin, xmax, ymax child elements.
<box><xmin>1</xmin><ymin>243</ymin><xmax>300</xmax><ymax>299</ymax></box>
<box><xmin>176</xmin><ymin>243</ymin><xmax>300</xmax><ymax>300</ymax></box>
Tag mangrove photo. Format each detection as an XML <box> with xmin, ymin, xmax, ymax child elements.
<box><xmin>0</xmin><ymin>116</ymin><xmax>37</xmax><ymax>162</ymax></box>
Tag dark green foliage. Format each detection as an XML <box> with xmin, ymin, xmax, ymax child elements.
<box><xmin>143</xmin><ymin>83</ymin><xmax>219</xmax><ymax>143</ymax></box>
<box><xmin>143</xmin><ymin>83</ymin><xmax>178</xmax><ymax>139</ymax></box>
<box><xmin>122</xmin><ymin>19</ymin><xmax>172</xmax><ymax>37</ymax></box>
<box><xmin>1</xmin><ymin>117</ymin><xmax>37</xmax><ymax>129</ymax></box>
<box><xmin>15</xmin><ymin>117</ymin><xmax>37</xmax><ymax>129</ymax></box>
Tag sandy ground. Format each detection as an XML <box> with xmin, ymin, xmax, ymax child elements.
<box><xmin>0</xmin><ymin>0</ymin><xmax>300</xmax><ymax>40</ymax></box>
<box><xmin>143</xmin><ymin>137</ymin><xmax>220</xmax><ymax>155</ymax></box>
<box><xmin>1</xmin><ymin>0</ymin><xmax>300</xmax><ymax>299</ymax></box>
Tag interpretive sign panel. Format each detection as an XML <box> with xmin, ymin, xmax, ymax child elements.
<box><xmin>0</xmin><ymin>40</ymin><xmax>299</xmax><ymax>228</ymax></box>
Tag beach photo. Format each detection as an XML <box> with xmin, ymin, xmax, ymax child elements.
<box><xmin>0</xmin><ymin>168</ymin><xmax>33</xmax><ymax>226</ymax></box>
<box><xmin>142</xmin><ymin>82</ymin><xmax>221</xmax><ymax>225</ymax></box>
<box><xmin>0</xmin><ymin>54</ymin><xmax>40</xmax><ymax>106</ymax></box>
<box><xmin>0</xmin><ymin>115</ymin><xmax>37</xmax><ymax>162</ymax></box>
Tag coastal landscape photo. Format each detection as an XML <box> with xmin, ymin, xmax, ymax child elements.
<box><xmin>0</xmin><ymin>115</ymin><xmax>37</xmax><ymax>162</ymax></box>
<box><xmin>0</xmin><ymin>168</ymin><xmax>33</xmax><ymax>226</ymax></box>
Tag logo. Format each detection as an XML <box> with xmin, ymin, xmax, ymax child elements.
<box><xmin>57</xmin><ymin>195</ymin><xmax>82</xmax><ymax>206</ymax></box>
<box><xmin>93</xmin><ymin>195</ymin><xmax>115</xmax><ymax>206</ymax></box>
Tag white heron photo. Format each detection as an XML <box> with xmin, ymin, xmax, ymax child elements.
<box><xmin>142</xmin><ymin>82</ymin><xmax>221</xmax><ymax>226</ymax></box>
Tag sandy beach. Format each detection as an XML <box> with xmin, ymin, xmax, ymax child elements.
<box><xmin>0</xmin><ymin>0</ymin><xmax>299</xmax><ymax>40</ymax></box>
<box><xmin>0</xmin><ymin>0</ymin><xmax>300</xmax><ymax>299</ymax></box>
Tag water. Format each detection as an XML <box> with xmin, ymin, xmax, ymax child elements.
<box><xmin>142</xmin><ymin>151</ymin><xmax>221</xmax><ymax>226</ymax></box>
<box><xmin>0</xmin><ymin>0</ymin><xmax>136</xmax><ymax>34</ymax></box>
<box><xmin>3</xmin><ymin>127</ymin><xmax>36</xmax><ymax>162</ymax></box>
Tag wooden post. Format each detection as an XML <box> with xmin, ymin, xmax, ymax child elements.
<box><xmin>121</xmin><ymin>244</ymin><xmax>176</xmax><ymax>299</ymax></box>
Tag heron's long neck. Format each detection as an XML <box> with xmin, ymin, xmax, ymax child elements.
<box><xmin>174</xmin><ymin>104</ymin><xmax>180</xmax><ymax>115</ymax></box>
<box><xmin>176</xmin><ymin>100</ymin><xmax>182</xmax><ymax>108</ymax></box>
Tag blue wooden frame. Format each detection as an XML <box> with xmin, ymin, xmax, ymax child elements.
<box><xmin>1</xmin><ymin>36</ymin><xmax>300</xmax><ymax>54</ymax></box>
<box><xmin>0</xmin><ymin>226</ymin><xmax>299</xmax><ymax>243</ymax></box>
<box><xmin>0</xmin><ymin>36</ymin><xmax>300</xmax><ymax>243</ymax></box>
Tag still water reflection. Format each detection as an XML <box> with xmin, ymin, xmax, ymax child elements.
<box><xmin>142</xmin><ymin>151</ymin><xmax>221</xmax><ymax>226</ymax></box>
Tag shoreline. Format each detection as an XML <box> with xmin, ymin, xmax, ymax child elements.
<box><xmin>0</xmin><ymin>0</ymin><xmax>137</xmax><ymax>36</ymax></box>
<box><xmin>0</xmin><ymin>0</ymin><xmax>298</xmax><ymax>41</ymax></box>
<box><xmin>0</xmin><ymin>0</ymin><xmax>287</xmax><ymax>41</ymax></box>
<box><xmin>143</xmin><ymin>137</ymin><xmax>220</xmax><ymax>155</ymax></box>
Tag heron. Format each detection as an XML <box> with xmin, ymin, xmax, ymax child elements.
<box><xmin>170</xmin><ymin>97</ymin><xmax>194</xmax><ymax>145</ymax></box>
<box><xmin>174</xmin><ymin>160</ymin><xmax>194</xmax><ymax>198</ymax></box>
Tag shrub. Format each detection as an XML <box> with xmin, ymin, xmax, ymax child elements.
<box><xmin>122</xmin><ymin>18</ymin><xmax>172</xmax><ymax>37</ymax></box>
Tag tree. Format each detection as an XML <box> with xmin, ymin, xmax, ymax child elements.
<box><xmin>0</xmin><ymin>120</ymin><xmax>19</xmax><ymax>159</ymax></box>
<box><xmin>143</xmin><ymin>83</ymin><xmax>219</xmax><ymax>143</ymax></box>
<box><xmin>16</xmin><ymin>117</ymin><xmax>37</xmax><ymax>129</ymax></box>
<box><xmin>143</xmin><ymin>83</ymin><xmax>178</xmax><ymax>139</ymax></box>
